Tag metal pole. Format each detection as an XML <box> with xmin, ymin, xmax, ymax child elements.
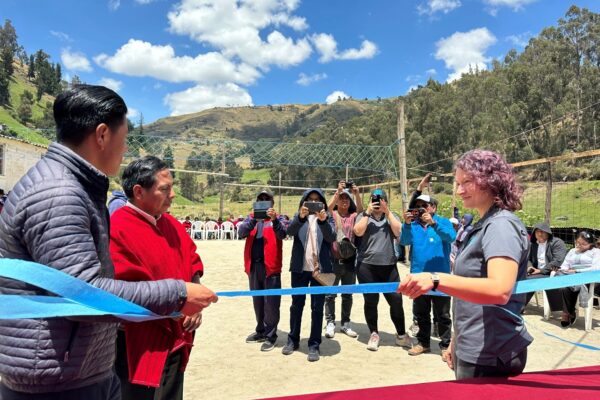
<box><xmin>397</xmin><ymin>99</ymin><xmax>408</xmax><ymax>211</ymax></box>
<box><xmin>545</xmin><ymin>162</ymin><xmax>552</xmax><ymax>224</ymax></box>
<box><xmin>218</xmin><ymin>145</ymin><xmax>225</xmax><ymax>219</ymax></box>
<box><xmin>345</xmin><ymin>164</ymin><xmax>349</xmax><ymax>181</ymax></box>
<box><xmin>278</xmin><ymin>171</ymin><xmax>282</xmax><ymax>213</ymax></box>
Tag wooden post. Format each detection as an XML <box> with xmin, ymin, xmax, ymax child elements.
<box><xmin>397</xmin><ymin>100</ymin><xmax>408</xmax><ymax>212</ymax></box>
<box><xmin>345</xmin><ymin>164</ymin><xmax>349</xmax><ymax>181</ymax></box>
<box><xmin>218</xmin><ymin>145</ymin><xmax>225</xmax><ymax>219</ymax></box>
<box><xmin>545</xmin><ymin>162</ymin><xmax>552</xmax><ymax>224</ymax></box>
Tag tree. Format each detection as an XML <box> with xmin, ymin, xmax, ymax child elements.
<box><xmin>0</xmin><ymin>20</ymin><xmax>18</xmax><ymax>54</ymax></box>
<box><xmin>0</xmin><ymin>68</ymin><xmax>9</xmax><ymax>105</ymax></box>
<box><xmin>27</xmin><ymin>54</ymin><xmax>34</xmax><ymax>79</ymax></box>
<box><xmin>163</xmin><ymin>145</ymin><xmax>175</xmax><ymax>178</ymax></box>
<box><xmin>70</xmin><ymin>74</ymin><xmax>82</xmax><ymax>87</ymax></box>
<box><xmin>1</xmin><ymin>47</ymin><xmax>14</xmax><ymax>76</ymax></box>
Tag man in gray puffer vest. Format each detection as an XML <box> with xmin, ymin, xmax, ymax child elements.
<box><xmin>0</xmin><ymin>85</ymin><xmax>218</xmax><ymax>400</ymax></box>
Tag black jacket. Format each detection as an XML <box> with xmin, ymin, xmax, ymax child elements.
<box><xmin>528</xmin><ymin>222</ymin><xmax>567</xmax><ymax>274</ymax></box>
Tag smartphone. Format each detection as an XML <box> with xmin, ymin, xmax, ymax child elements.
<box><xmin>253</xmin><ymin>201</ymin><xmax>271</xmax><ymax>219</ymax></box>
<box><xmin>304</xmin><ymin>201</ymin><xmax>324</xmax><ymax>214</ymax></box>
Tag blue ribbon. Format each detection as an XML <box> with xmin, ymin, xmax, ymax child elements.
<box><xmin>0</xmin><ymin>259</ymin><xmax>177</xmax><ymax>322</ymax></box>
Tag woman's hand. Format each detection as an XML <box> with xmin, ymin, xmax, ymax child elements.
<box><xmin>317</xmin><ymin>209</ymin><xmax>328</xmax><ymax>222</ymax></box>
<box><xmin>397</xmin><ymin>273</ymin><xmax>434</xmax><ymax>299</ymax></box>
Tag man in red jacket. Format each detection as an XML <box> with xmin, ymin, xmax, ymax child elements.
<box><xmin>110</xmin><ymin>156</ymin><xmax>206</xmax><ymax>400</ymax></box>
<box><xmin>237</xmin><ymin>191</ymin><xmax>287</xmax><ymax>351</ymax></box>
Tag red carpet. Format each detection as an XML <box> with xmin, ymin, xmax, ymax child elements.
<box><xmin>265</xmin><ymin>365</ymin><xmax>600</xmax><ymax>400</ymax></box>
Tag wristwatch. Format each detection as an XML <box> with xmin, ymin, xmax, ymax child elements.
<box><xmin>431</xmin><ymin>273</ymin><xmax>440</xmax><ymax>291</ymax></box>
<box><xmin>177</xmin><ymin>287</ymin><xmax>188</xmax><ymax>310</ymax></box>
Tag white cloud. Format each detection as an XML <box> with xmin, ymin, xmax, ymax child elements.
<box><xmin>405</xmin><ymin>74</ymin><xmax>421</xmax><ymax>83</ymax></box>
<box><xmin>94</xmin><ymin>39</ymin><xmax>260</xmax><ymax>85</ymax></box>
<box><xmin>108</xmin><ymin>0</ymin><xmax>120</xmax><ymax>11</ymax></box>
<box><xmin>135</xmin><ymin>0</ymin><xmax>155</xmax><ymax>4</ymax></box>
<box><xmin>50</xmin><ymin>30</ymin><xmax>72</xmax><ymax>42</ymax></box>
<box><xmin>426</xmin><ymin>68</ymin><xmax>437</xmax><ymax>75</ymax></box>
<box><xmin>153</xmin><ymin>82</ymin><xmax>162</xmax><ymax>90</ymax></box>
<box><xmin>312</xmin><ymin>33</ymin><xmax>377</xmax><ymax>63</ymax></box>
<box><xmin>127</xmin><ymin>107</ymin><xmax>140</xmax><ymax>120</ymax></box>
<box><xmin>98</xmin><ymin>77</ymin><xmax>123</xmax><ymax>92</ymax></box>
<box><xmin>296</xmin><ymin>72</ymin><xmax>327</xmax><ymax>86</ymax></box>
<box><xmin>164</xmin><ymin>83</ymin><xmax>253</xmax><ymax>116</ymax></box>
<box><xmin>484</xmin><ymin>0</ymin><xmax>535</xmax><ymax>15</ymax></box>
<box><xmin>434</xmin><ymin>27</ymin><xmax>497</xmax><ymax>82</ymax></box>
<box><xmin>325</xmin><ymin>91</ymin><xmax>349</xmax><ymax>104</ymax></box>
<box><xmin>61</xmin><ymin>49</ymin><xmax>93</xmax><ymax>72</ymax></box>
<box><xmin>167</xmin><ymin>0</ymin><xmax>312</xmax><ymax>69</ymax></box>
<box><xmin>407</xmin><ymin>85</ymin><xmax>418</xmax><ymax>93</ymax></box>
<box><xmin>417</xmin><ymin>0</ymin><xmax>461</xmax><ymax>15</ymax></box>
<box><xmin>506</xmin><ymin>32</ymin><xmax>532</xmax><ymax>47</ymax></box>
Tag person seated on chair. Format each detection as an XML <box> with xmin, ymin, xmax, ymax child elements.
<box><xmin>282</xmin><ymin>189</ymin><xmax>336</xmax><ymax>362</ymax></box>
<box><xmin>182</xmin><ymin>216</ymin><xmax>192</xmax><ymax>235</ymax></box>
<box><xmin>237</xmin><ymin>191</ymin><xmax>287</xmax><ymax>352</ymax></box>
<box><xmin>523</xmin><ymin>222</ymin><xmax>567</xmax><ymax>312</ymax></box>
<box><xmin>558</xmin><ymin>231</ymin><xmax>600</xmax><ymax>328</ymax></box>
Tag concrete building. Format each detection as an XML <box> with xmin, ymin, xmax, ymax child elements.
<box><xmin>0</xmin><ymin>135</ymin><xmax>47</xmax><ymax>191</ymax></box>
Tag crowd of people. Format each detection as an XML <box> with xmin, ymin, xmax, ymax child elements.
<box><xmin>0</xmin><ymin>84</ymin><xmax>598</xmax><ymax>399</ymax></box>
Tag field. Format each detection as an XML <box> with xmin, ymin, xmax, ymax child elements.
<box><xmin>186</xmin><ymin>240</ymin><xmax>600</xmax><ymax>399</ymax></box>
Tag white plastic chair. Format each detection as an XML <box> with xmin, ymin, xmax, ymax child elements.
<box><xmin>220</xmin><ymin>221</ymin><xmax>235</xmax><ymax>240</ymax></box>
<box><xmin>542</xmin><ymin>270</ymin><xmax>557</xmax><ymax>321</ymax></box>
<box><xmin>203</xmin><ymin>221</ymin><xmax>219</xmax><ymax>240</ymax></box>
<box><xmin>585</xmin><ymin>282</ymin><xmax>597</xmax><ymax>331</ymax></box>
<box><xmin>191</xmin><ymin>221</ymin><xmax>204</xmax><ymax>240</ymax></box>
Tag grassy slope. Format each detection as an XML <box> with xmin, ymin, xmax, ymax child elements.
<box><xmin>0</xmin><ymin>62</ymin><xmax>52</xmax><ymax>145</ymax></box>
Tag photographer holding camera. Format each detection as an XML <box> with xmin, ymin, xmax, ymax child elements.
<box><xmin>237</xmin><ymin>191</ymin><xmax>287</xmax><ymax>352</ymax></box>
<box><xmin>400</xmin><ymin>193</ymin><xmax>455</xmax><ymax>358</ymax></box>
<box><xmin>353</xmin><ymin>189</ymin><xmax>410</xmax><ymax>351</ymax></box>
<box><xmin>283</xmin><ymin>189</ymin><xmax>336</xmax><ymax>362</ymax></box>
<box><xmin>323</xmin><ymin>181</ymin><xmax>363</xmax><ymax>339</ymax></box>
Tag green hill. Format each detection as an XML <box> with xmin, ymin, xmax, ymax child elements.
<box><xmin>0</xmin><ymin>61</ymin><xmax>52</xmax><ymax>145</ymax></box>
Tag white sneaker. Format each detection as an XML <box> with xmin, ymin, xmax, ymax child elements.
<box><xmin>367</xmin><ymin>332</ymin><xmax>380</xmax><ymax>351</ymax></box>
<box><xmin>325</xmin><ymin>322</ymin><xmax>335</xmax><ymax>338</ymax></box>
<box><xmin>340</xmin><ymin>324</ymin><xmax>358</xmax><ymax>338</ymax></box>
<box><xmin>395</xmin><ymin>333</ymin><xmax>412</xmax><ymax>349</ymax></box>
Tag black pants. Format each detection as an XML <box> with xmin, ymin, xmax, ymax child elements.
<box><xmin>454</xmin><ymin>349</ymin><xmax>528</xmax><ymax>379</ymax></box>
<box><xmin>0</xmin><ymin>374</ymin><xmax>121</xmax><ymax>400</ymax></box>
<box><xmin>561</xmin><ymin>284</ymin><xmax>590</xmax><ymax>317</ymax></box>
<box><xmin>115</xmin><ymin>331</ymin><xmax>184</xmax><ymax>400</ymax></box>
<box><xmin>324</xmin><ymin>261</ymin><xmax>356</xmax><ymax>325</ymax></box>
<box><xmin>288</xmin><ymin>271</ymin><xmax>325</xmax><ymax>349</ymax></box>
<box><xmin>413</xmin><ymin>295</ymin><xmax>451</xmax><ymax>349</ymax></box>
<box><xmin>523</xmin><ymin>274</ymin><xmax>562</xmax><ymax>311</ymax></box>
<box><xmin>356</xmin><ymin>263</ymin><xmax>406</xmax><ymax>335</ymax></box>
<box><xmin>249</xmin><ymin>261</ymin><xmax>281</xmax><ymax>343</ymax></box>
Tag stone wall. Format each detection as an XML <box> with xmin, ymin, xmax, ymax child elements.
<box><xmin>0</xmin><ymin>136</ymin><xmax>47</xmax><ymax>191</ymax></box>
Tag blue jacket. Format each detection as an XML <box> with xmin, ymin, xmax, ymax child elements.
<box><xmin>400</xmin><ymin>214</ymin><xmax>456</xmax><ymax>274</ymax></box>
<box><xmin>287</xmin><ymin>188</ymin><xmax>336</xmax><ymax>274</ymax></box>
<box><xmin>108</xmin><ymin>190</ymin><xmax>127</xmax><ymax>215</ymax></box>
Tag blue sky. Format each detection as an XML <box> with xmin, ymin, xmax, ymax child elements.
<box><xmin>2</xmin><ymin>0</ymin><xmax>599</xmax><ymax>123</ymax></box>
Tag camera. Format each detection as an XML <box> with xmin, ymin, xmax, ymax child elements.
<box><xmin>407</xmin><ymin>207</ymin><xmax>426</xmax><ymax>219</ymax></box>
<box><xmin>343</xmin><ymin>180</ymin><xmax>354</xmax><ymax>189</ymax></box>
<box><xmin>253</xmin><ymin>201</ymin><xmax>271</xmax><ymax>219</ymax></box>
<box><xmin>428</xmin><ymin>175</ymin><xmax>438</xmax><ymax>182</ymax></box>
<box><xmin>304</xmin><ymin>201</ymin><xmax>324</xmax><ymax>214</ymax></box>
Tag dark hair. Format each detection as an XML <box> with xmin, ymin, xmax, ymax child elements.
<box><xmin>455</xmin><ymin>149</ymin><xmax>523</xmax><ymax>212</ymax></box>
<box><xmin>53</xmin><ymin>84</ymin><xmax>128</xmax><ymax>146</ymax></box>
<box><xmin>578</xmin><ymin>231</ymin><xmax>595</xmax><ymax>245</ymax></box>
<box><xmin>121</xmin><ymin>156</ymin><xmax>169</xmax><ymax>199</ymax></box>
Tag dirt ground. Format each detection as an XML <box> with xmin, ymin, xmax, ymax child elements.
<box><xmin>185</xmin><ymin>240</ymin><xmax>600</xmax><ymax>400</ymax></box>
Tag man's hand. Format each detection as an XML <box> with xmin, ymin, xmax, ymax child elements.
<box><xmin>182</xmin><ymin>312</ymin><xmax>202</xmax><ymax>332</ymax></box>
<box><xmin>418</xmin><ymin>173</ymin><xmax>433</xmax><ymax>191</ymax></box>
<box><xmin>421</xmin><ymin>212</ymin><xmax>435</xmax><ymax>226</ymax></box>
<box><xmin>403</xmin><ymin>210</ymin><xmax>414</xmax><ymax>224</ymax></box>
<box><xmin>528</xmin><ymin>267</ymin><xmax>541</xmax><ymax>276</ymax></box>
<box><xmin>337</xmin><ymin>181</ymin><xmax>345</xmax><ymax>194</ymax></box>
<box><xmin>267</xmin><ymin>208</ymin><xmax>276</xmax><ymax>219</ymax></box>
<box><xmin>299</xmin><ymin>205</ymin><xmax>309</xmax><ymax>219</ymax></box>
<box><xmin>181</xmin><ymin>283</ymin><xmax>218</xmax><ymax>316</ymax></box>
<box><xmin>317</xmin><ymin>209</ymin><xmax>327</xmax><ymax>222</ymax></box>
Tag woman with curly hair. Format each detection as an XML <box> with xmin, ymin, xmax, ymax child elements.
<box><xmin>398</xmin><ymin>149</ymin><xmax>533</xmax><ymax>379</ymax></box>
